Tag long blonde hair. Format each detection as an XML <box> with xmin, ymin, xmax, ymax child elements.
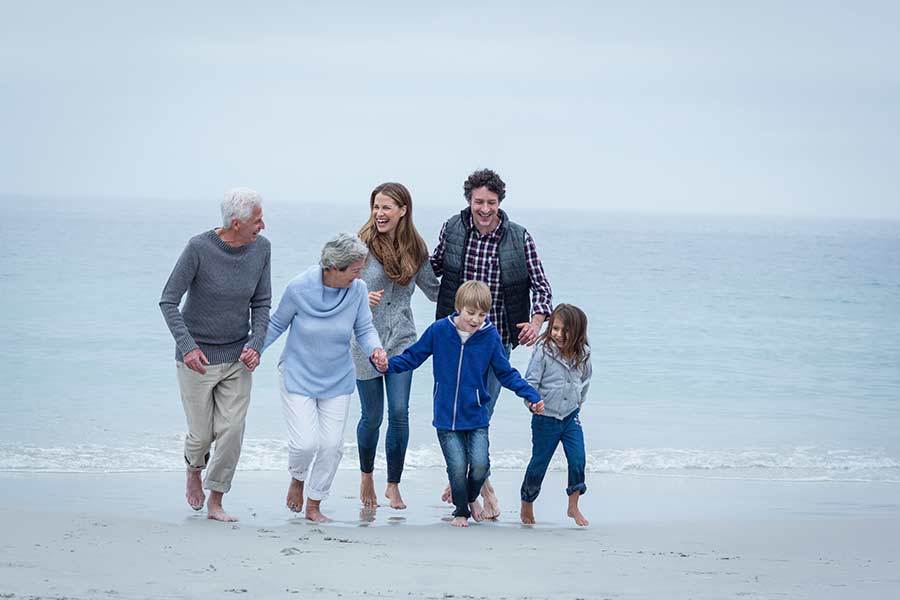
<box><xmin>358</xmin><ymin>182</ymin><xmax>428</xmax><ymax>286</ymax></box>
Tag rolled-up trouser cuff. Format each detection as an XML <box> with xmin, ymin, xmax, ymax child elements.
<box><xmin>305</xmin><ymin>487</ymin><xmax>331</xmax><ymax>502</ymax></box>
<box><xmin>204</xmin><ymin>478</ymin><xmax>232</xmax><ymax>494</ymax></box>
<box><xmin>566</xmin><ymin>483</ymin><xmax>587</xmax><ymax>496</ymax></box>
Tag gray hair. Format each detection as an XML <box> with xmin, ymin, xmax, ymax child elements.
<box><xmin>221</xmin><ymin>187</ymin><xmax>262</xmax><ymax>228</ymax></box>
<box><xmin>319</xmin><ymin>232</ymin><xmax>369</xmax><ymax>270</ymax></box>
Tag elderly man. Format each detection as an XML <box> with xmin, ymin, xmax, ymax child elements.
<box><xmin>431</xmin><ymin>168</ymin><xmax>553</xmax><ymax>519</ymax></box>
<box><xmin>160</xmin><ymin>187</ymin><xmax>271</xmax><ymax>522</ymax></box>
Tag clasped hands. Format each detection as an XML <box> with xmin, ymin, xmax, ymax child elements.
<box><xmin>370</xmin><ymin>348</ymin><xmax>388</xmax><ymax>372</ymax></box>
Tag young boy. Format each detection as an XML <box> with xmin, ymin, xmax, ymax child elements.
<box><xmin>373</xmin><ymin>281</ymin><xmax>544</xmax><ymax>527</ymax></box>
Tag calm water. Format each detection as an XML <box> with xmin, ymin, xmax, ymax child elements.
<box><xmin>2</xmin><ymin>196</ymin><xmax>899</xmax><ymax>482</ymax></box>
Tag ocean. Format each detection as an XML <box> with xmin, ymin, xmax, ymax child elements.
<box><xmin>2</xmin><ymin>196</ymin><xmax>898</xmax><ymax>483</ymax></box>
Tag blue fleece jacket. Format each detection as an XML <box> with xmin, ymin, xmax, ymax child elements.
<box><xmin>262</xmin><ymin>266</ymin><xmax>381</xmax><ymax>398</ymax></box>
<box><xmin>382</xmin><ymin>314</ymin><xmax>540</xmax><ymax>431</ymax></box>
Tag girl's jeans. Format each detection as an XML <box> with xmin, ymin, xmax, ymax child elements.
<box><xmin>520</xmin><ymin>410</ymin><xmax>587</xmax><ymax>502</ymax></box>
<box><xmin>355</xmin><ymin>371</ymin><xmax>413</xmax><ymax>483</ymax></box>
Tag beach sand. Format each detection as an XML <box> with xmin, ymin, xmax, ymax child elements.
<box><xmin>1</xmin><ymin>469</ymin><xmax>898</xmax><ymax>599</ymax></box>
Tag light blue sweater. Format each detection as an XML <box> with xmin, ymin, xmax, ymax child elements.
<box><xmin>262</xmin><ymin>266</ymin><xmax>381</xmax><ymax>398</ymax></box>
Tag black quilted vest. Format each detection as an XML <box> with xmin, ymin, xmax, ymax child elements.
<box><xmin>435</xmin><ymin>207</ymin><xmax>530</xmax><ymax>348</ymax></box>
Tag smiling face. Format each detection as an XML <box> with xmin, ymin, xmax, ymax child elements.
<box><xmin>232</xmin><ymin>205</ymin><xmax>265</xmax><ymax>246</ymax></box>
<box><xmin>371</xmin><ymin>192</ymin><xmax>407</xmax><ymax>240</ymax></box>
<box><xmin>468</xmin><ymin>186</ymin><xmax>501</xmax><ymax>235</ymax></box>
<box><xmin>455</xmin><ymin>304</ymin><xmax>488</xmax><ymax>334</ymax></box>
<box><xmin>323</xmin><ymin>258</ymin><xmax>366</xmax><ymax>289</ymax></box>
<box><xmin>549</xmin><ymin>318</ymin><xmax>568</xmax><ymax>350</ymax></box>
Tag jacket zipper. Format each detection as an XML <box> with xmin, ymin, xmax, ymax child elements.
<box><xmin>451</xmin><ymin>343</ymin><xmax>465</xmax><ymax>430</ymax></box>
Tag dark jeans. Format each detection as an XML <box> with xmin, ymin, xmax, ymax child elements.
<box><xmin>483</xmin><ymin>343</ymin><xmax>513</xmax><ymax>419</ymax></box>
<box><xmin>520</xmin><ymin>410</ymin><xmax>587</xmax><ymax>502</ymax></box>
<box><xmin>482</xmin><ymin>343</ymin><xmax>512</xmax><ymax>480</ymax></box>
<box><xmin>356</xmin><ymin>371</ymin><xmax>413</xmax><ymax>483</ymax></box>
<box><xmin>436</xmin><ymin>427</ymin><xmax>490</xmax><ymax>518</ymax></box>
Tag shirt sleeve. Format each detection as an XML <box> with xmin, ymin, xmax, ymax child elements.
<box><xmin>429</xmin><ymin>222</ymin><xmax>448</xmax><ymax>277</ymax></box>
<box><xmin>159</xmin><ymin>242</ymin><xmax>200</xmax><ymax>357</ymax></box>
<box><xmin>386</xmin><ymin>323</ymin><xmax>435</xmax><ymax>373</ymax></box>
<box><xmin>523</xmin><ymin>230</ymin><xmax>553</xmax><ymax>317</ymax></box>
<box><xmin>489</xmin><ymin>333</ymin><xmax>541</xmax><ymax>404</ymax></box>
<box><xmin>261</xmin><ymin>284</ymin><xmax>297</xmax><ymax>354</ymax></box>
<box><xmin>579</xmin><ymin>353</ymin><xmax>593</xmax><ymax>406</ymax></box>
<box><xmin>415</xmin><ymin>259</ymin><xmax>441</xmax><ymax>302</ymax></box>
<box><xmin>353</xmin><ymin>283</ymin><xmax>382</xmax><ymax>357</ymax></box>
<box><xmin>245</xmin><ymin>245</ymin><xmax>272</xmax><ymax>353</ymax></box>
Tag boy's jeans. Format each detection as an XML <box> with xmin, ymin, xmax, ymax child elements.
<box><xmin>355</xmin><ymin>371</ymin><xmax>414</xmax><ymax>483</ymax></box>
<box><xmin>520</xmin><ymin>410</ymin><xmax>587</xmax><ymax>503</ymax></box>
<box><xmin>436</xmin><ymin>427</ymin><xmax>490</xmax><ymax>518</ymax></box>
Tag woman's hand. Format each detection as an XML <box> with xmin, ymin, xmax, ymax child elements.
<box><xmin>370</xmin><ymin>348</ymin><xmax>388</xmax><ymax>372</ymax></box>
<box><xmin>368</xmin><ymin>289</ymin><xmax>384</xmax><ymax>308</ymax></box>
<box><xmin>240</xmin><ymin>347</ymin><xmax>260</xmax><ymax>372</ymax></box>
<box><xmin>530</xmin><ymin>400</ymin><xmax>545</xmax><ymax>415</ymax></box>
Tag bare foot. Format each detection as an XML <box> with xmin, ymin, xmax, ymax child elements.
<box><xmin>480</xmin><ymin>478</ymin><xmax>500</xmax><ymax>519</ymax></box>
<box><xmin>384</xmin><ymin>483</ymin><xmax>406</xmax><ymax>510</ymax></box>
<box><xmin>305</xmin><ymin>499</ymin><xmax>331</xmax><ymax>523</ymax></box>
<box><xmin>451</xmin><ymin>516</ymin><xmax>469</xmax><ymax>527</ymax></box>
<box><xmin>206</xmin><ymin>491</ymin><xmax>237</xmax><ymax>522</ymax></box>
<box><xmin>286</xmin><ymin>478</ymin><xmax>304</xmax><ymax>513</ymax></box>
<box><xmin>520</xmin><ymin>501</ymin><xmax>535</xmax><ymax>525</ymax></box>
<box><xmin>567</xmin><ymin>495</ymin><xmax>589</xmax><ymax>526</ymax></box>
<box><xmin>468</xmin><ymin>499</ymin><xmax>486</xmax><ymax>522</ymax></box>
<box><xmin>185</xmin><ymin>470</ymin><xmax>205</xmax><ymax>511</ymax></box>
<box><xmin>360</xmin><ymin>472</ymin><xmax>379</xmax><ymax>509</ymax></box>
<box><xmin>441</xmin><ymin>484</ymin><xmax>452</xmax><ymax>504</ymax></box>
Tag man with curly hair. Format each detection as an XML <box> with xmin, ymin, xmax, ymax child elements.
<box><xmin>430</xmin><ymin>168</ymin><xmax>553</xmax><ymax>519</ymax></box>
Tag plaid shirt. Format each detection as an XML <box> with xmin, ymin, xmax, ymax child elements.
<box><xmin>431</xmin><ymin>212</ymin><xmax>553</xmax><ymax>346</ymax></box>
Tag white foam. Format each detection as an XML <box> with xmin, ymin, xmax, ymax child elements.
<box><xmin>1</xmin><ymin>438</ymin><xmax>898</xmax><ymax>483</ymax></box>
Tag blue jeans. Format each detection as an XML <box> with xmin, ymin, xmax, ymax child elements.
<box><xmin>436</xmin><ymin>427</ymin><xmax>490</xmax><ymax>518</ymax></box>
<box><xmin>483</xmin><ymin>343</ymin><xmax>513</xmax><ymax>419</ymax></box>
<box><xmin>355</xmin><ymin>371</ymin><xmax>413</xmax><ymax>483</ymax></box>
<box><xmin>482</xmin><ymin>343</ymin><xmax>511</xmax><ymax>479</ymax></box>
<box><xmin>520</xmin><ymin>410</ymin><xmax>587</xmax><ymax>502</ymax></box>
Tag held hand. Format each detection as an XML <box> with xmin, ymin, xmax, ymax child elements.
<box><xmin>530</xmin><ymin>400</ymin><xmax>545</xmax><ymax>415</ymax></box>
<box><xmin>371</xmin><ymin>348</ymin><xmax>388</xmax><ymax>372</ymax></box>
<box><xmin>368</xmin><ymin>289</ymin><xmax>385</xmax><ymax>309</ymax></box>
<box><xmin>516</xmin><ymin>321</ymin><xmax>540</xmax><ymax>346</ymax></box>
<box><xmin>240</xmin><ymin>347</ymin><xmax>260</xmax><ymax>372</ymax></box>
<box><xmin>184</xmin><ymin>348</ymin><xmax>210</xmax><ymax>375</ymax></box>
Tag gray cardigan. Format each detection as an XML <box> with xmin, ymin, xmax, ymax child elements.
<box><xmin>524</xmin><ymin>341</ymin><xmax>592</xmax><ymax>420</ymax></box>
<box><xmin>351</xmin><ymin>254</ymin><xmax>440</xmax><ymax>380</ymax></box>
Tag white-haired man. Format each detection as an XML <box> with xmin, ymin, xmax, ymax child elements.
<box><xmin>160</xmin><ymin>187</ymin><xmax>271</xmax><ymax>522</ymax></box>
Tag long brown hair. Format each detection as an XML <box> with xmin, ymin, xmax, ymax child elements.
<box><xmin>539</xmin><ymin>304</ymin><xmax>590</xmax><ymax>371</ymax></box>
<box><xmin>358</xmin><ymin>182</ymin><xmax>428</xmax><ymax>286</ymax></box>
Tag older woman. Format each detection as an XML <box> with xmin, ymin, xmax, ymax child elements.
<box><xmin>262</xmin><ymin>233</ymin><xmax>386</xmax><ymax>522</ymax></box>
<box><xmin>352</xmin><ymin>182</ymin><xmax>440</xmax><ymax>510</ymax></box>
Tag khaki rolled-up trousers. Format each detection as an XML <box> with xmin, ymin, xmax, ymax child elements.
<box><xmin>176</xmin><ymin>360</ymin><xmax>252</xmax><ymax>493</ymax></box>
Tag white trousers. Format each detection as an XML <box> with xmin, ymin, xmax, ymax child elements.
<box><xmin>279</xmin><ymin>370</ymin><xmax>350</xmax><ymax>501</ymax></box>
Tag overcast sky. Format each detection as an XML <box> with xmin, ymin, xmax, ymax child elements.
<box><xmin>2</xmin><ymin>1</ymin><xmax>898</xmax><ymax>218</ymax></box>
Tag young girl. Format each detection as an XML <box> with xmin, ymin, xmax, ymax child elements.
<box><xmin>519</xmin><ymin>303</ymin><xmax>592</xmax><ymax>526</ymax></box>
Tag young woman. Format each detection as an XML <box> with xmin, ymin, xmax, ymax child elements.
<box><xmin>352</xmin><ymin>182</ymin><xmax>440</xmax><ymax>510</ymax></box>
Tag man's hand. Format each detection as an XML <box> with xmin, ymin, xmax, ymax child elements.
<box><xmin>516</xmin><ymin>321</ymin><xmax>540</xmax><ymax>346</ymax></box>
<box><xmin>240</xmin><ymin>347</ymin><xmax>260</xmax><ymax>372</ymax></box>
<box><xmin>371</xmin><ymin>348</ymin><xmax>388</xmax><ymax>372</ymax></box>
<box><xmin>530</xmin><ymin>400</ymin><xmax>545</xmax><ymax>415</ymax></box>
<box><xmin>183</xmin><ymin>348</ymin><xmax>210</xmax><ymax>374</ymax></box>
<box><xmin>368</xmin><ymin>289</ymin><xmax>385</xmax><ymax>309</ymax></box>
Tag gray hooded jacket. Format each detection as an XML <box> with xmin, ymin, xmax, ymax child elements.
<box><xmin>524</xmin><ymin>341</ymin><xmax>592</xmax><ymax>420</ymax></box>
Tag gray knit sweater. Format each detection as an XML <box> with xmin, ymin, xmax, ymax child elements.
<box><xmin>160</xmin><ymin>230</ymin><xmax>272</xmax><ymax>364</ymax></box>
<box><xmin>351</xmin><ymin>254</ymin><xmax>440</xmax><ymax>380</ymax></box>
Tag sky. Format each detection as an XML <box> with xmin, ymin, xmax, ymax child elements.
<box><xmin>2</xmin><ymin>1</ymin><xmax>898</xmax><ymax>218</ymax></box>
